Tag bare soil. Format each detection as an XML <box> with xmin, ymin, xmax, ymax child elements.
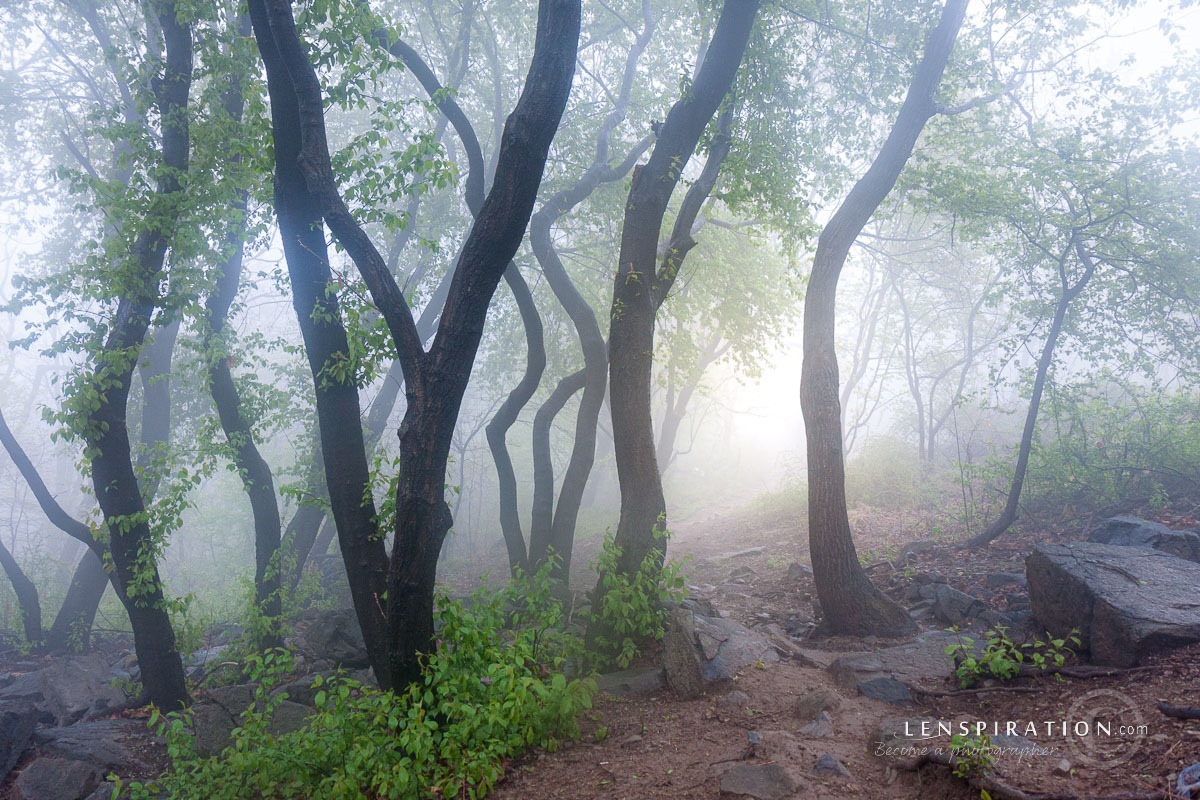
<box><xmin>492</xmin><ymin>500</ymin><xmax>1200</xmax><ymax>800</ymax></box>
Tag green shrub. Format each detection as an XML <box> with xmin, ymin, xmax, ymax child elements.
<box><xmin>113</xmin><ymin>565</ymin><xmax>595</xmax><ymax>800</ymax></box>
<box><xmin>585</xmin><ymin>520</ymin><xmax>688</xmax><ymax>670</ymax></box>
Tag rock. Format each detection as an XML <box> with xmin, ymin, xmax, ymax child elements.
<box><xmin>1027</xmin><ymin>542</ymin><xmax>1200</xmax><ymax>666</ymax></box>
<box><xmin>662</xmin><ymin>609</ymin><xmax>705</xmax><ymax>699</ymax></box>
<box><xmin>856</xmin><ymin>677</ymin><xmax>914</xmax><ymax>707</ymax></box>
<box><xmin>716</xmin><ymin>689</ymin><xmax>751</xmax><ymax>712</ymax></box>
<box><xmin>793</xmin><ymin>688</ymin><xmax>841</xmax><ymax>721</ymax></box>
<box><xmin>800</xmin><ymin>710</ymin><xmax>833</xmax><ymax>738</ymax></box>
<box><xmin>14</xmin><ymin>757</ymin><xmax>102</xmax><ymax>800</ymax></box>
<box><xmin>0</xmin><ymin>701</ymin><xmax>39</xmax><ymax>780</ymax></box>
<box><xmin>915</xmin><ymin>570</ymin><xmax>947</xmax><ymax>585</ymax></box>
<box><xmin>933</xmin><ymin>584</ymin><xmax>985</xmax><ymax>627</ymax></box>
<box><xmin>718</xmin><ymin>546</ymin><xmax>767</xmax><ymax>561</ymax></box>
<box><xmin>34</xmin><ymin>719</ymin><xmax>153</xmax><ymax>773</ymax></box>
<box><xmin>899</xmin><ymin>540</ymin><xmax>938</xmax><ymax>561</ymax></box>
<box><xmin>719</xmin><ymin>763</ymin><xmax>797</xmax><ymax>799</ymax></box>
<box><xmin>728</xmin><ymin>565</ymin><xmax>756</xmax><ymax>583</ymax></box>
<box><xmin>785</xmin><ymin>562</ymin><xmax>813</xmax><ymax>582</ymax></box>
<box><xmin>41</xmin><ymin>654</ymin><xmax>130</xmax><ymax>725</ymax></box>
<box><xmin>620</xmin><ymin>734</ymin><xmax>643</xmax><ymax>746</ymax></box>
<box><xmin>829</xmin><ymin>631</ymin><xmax>962</xmax><ymax>690</ymax></box>
<box><xmin>1088</xmin><ymin>516</ymin><xmax>1200</xmax><ymax>563</ymax></box>
<box><xmin>293</xmin><ymin>608</ymin><xmax>368</xmax><ymax>668</ymax></box>
<box><xmin>1055</xmin><ymin>758</ymin><xmax>1073</xmax><ymax>776</ymax></box>
<box><xmin>595</xmin><ymin>666</ymin><xmax>666</xmax><ymax>697</ymax></box>
<box><xmin>692</xmin><ymin>614</ymin><xmax>779</xmax><ymax>681</ymax></box>
<box><xmin>191</xmin><ymin>692</ymin><xmax>314</xmax><ymax>757</ymax></box>
<box><xmin>985</xmin><ymin>572</ymin><xmax>1027</xmax><ymax>588</ymax></box>
<box><xmin>1177</xmin><ymin>761</ymin><xmax>1200</xmax><ymax>798</ymax></box>
<box><xmin>681</xmin><ymin>597</ymin><xmax>721</xmax><ymax>618</ymax></box>
<box><xmin>813</xmin><ymin>753</ymin><xmax>851</xmax><ymax>778</ymax></box>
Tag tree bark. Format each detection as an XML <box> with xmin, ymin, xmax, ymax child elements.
<box><xmin>0</xmin><ymin>537</ymin><xmax>42</xmax><ymax>644</ymax></box>
<box><xmin>799</xmin><ymin>0</ymin><xmax>967</xmax><ymax>637</ymax></box>
<box><xmin>255</xmin><ymin>0</ymin><xmax>581</xmax><ymax>689</ymax></box>
<box><xmin>598</xmin><ymin>2</ymin><xmax>757</xmax><ymax>623</ymax></box>
<box><xmin>248</xmin><ymin>0</ymin><xmax>391</xmax><ymax>681</ymax></box>
<box><xmin>83</xmin><ymin>0</ymin><xmax>193</xmax><ymax>709</ymax></box>
<box><xmin>968</xmin><ymin>243</ymin><xmax>1096</xmax><ymax>546</ymax></box>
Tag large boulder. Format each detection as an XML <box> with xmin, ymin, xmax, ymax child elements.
<box><xmin>1088</xmin><ymin>515</ymin><xmax>1200</xmax><ymax>563</ymax></box>
<box><xmin>661</xmin><ymin>607</ymin><xmax>779</xmax><ymax>698</ymax></box>
<box><xmin>1026</xmin><ymin>542</ymin><xmax>1200</xmax><ymax>666</ymax></box>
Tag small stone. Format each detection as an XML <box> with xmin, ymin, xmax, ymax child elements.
<box><xmin>857</xmin><ymin>677</ymin><xmax>914</xmax><ymax>706</ymax></box>
<box><xmin>793</xmin><ymin>688</ymin><xmax>842</xmax><ymax>720</ymax></box>
<box><xmin>786</xmin><ymin>562</ymin><xmax>813</xmax><ymax>582</ymax></box>
<box><xmin>1055</xmin><ymin>758</ymin><xmax>1072</xmax><ymax>776</ymax></box>
<box><xmin>813</xmin><ymin>753</ymin><xmax>851</xmax><ymax>778</ymax></box>
<box><xmin>800</xmin><ymin>710</ymin><xmax>833</xmax><ymax>738</ymax></box>
<box><xmin>620</xmin><ymin>734</ymin><xmax>643</xmax><ymax>746</ymax></box>
<box><xmin>719</xmin><ymin>763</ymin><xmax>797</xmax><ymax>800</ymax></box>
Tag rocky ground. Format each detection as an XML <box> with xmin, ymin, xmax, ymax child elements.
<box><xmin>2</xmin><ymin>501</ymin><xmax>1199</xmax><ymax>799</ymax></box>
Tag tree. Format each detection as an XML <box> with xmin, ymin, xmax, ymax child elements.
<box><xmin>596</xmin><ymin>1</ymin><xmax>760</xmax><ymax>621</ymax></box>
<box><xmin>250</xmin><ymin>0</ymin><xmax>582</xmax><ymax>689</ymax></box>
<box><xmin>799</xmin><ymin>0</ymin><xmax>967</xmax><ymax>637</ymax></box>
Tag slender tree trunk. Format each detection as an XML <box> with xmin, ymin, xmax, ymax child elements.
<box><xmin>968</xmin><ymin>248</ymin><xmax>1095</xmax><ymax>547</ymax></box>
<box><xmin>248</xmin><ymin>0</ymin><xmax>391</xmax><ymax>682</ymax></box>
<box><xmin>0</xmin><ymin>537</ymin><xmax>42</xmax><ymax>644</ymax></box>
<box><xmin>799</xmin><ymin>0</ymin><xmax>967</xmax><ymax>637</ymax></box>
<box><xmin>596</xmin><ymin>3</ymin><xmax>757</xmax><ymax>628</ymax></box>
<box><xmin>255</xmin><ymin>0</ymin><xmax>581</xmax><ymax>689</ymax></box>
<box><xmin>83</xmin><ymin>0</ymin><xmax>193</xmax><ymax>709</ymax></box>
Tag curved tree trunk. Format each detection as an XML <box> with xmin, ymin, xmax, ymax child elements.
<box><xmin>255</xmin><ymin>0</ymin><xmax>581</xmax><ymax>689</ymax></box>
<box><xmin>799</xmin><ymin>0</ymin><xmax>967</xmax><ymax>637</ymax></box>
<box><xmin>84</xmin><ymin>1</ymin><xmax>193</xmax><ymax>709</ymax></box>
<box><xmin>594</xmin><ymin>4</ymin><xmax>756</xmax><ymax>633</ymax></box>
<box><xmin>0</xmin><ymin>537</ymin><xmax>42</xmax><ymax>645</ymax></box>
<box><xmin>967</xmin><ymin>246</ymin><xmax>1096</xmax><ymax>547</ymax></box>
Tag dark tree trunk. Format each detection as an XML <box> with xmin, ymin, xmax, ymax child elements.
<box><xmin>0</xmin><ymin>538</ymin><xmax>42</xmax><ymax>644</ymax></box>
<box><xmin>596</xmin><ymin>2</ymin><xmax>756</xmax><ymax>625</ymax></box>
<box><xmin>248</xmin><ymin>0</ymin><xmax>390</xmax><ymax>680</ymax></box>
<box><xmin>799</xmin><ymin>0</ymin><xmax>967</xmax><ymax>637</ymax></box>
<box><xmin>203</xmin><ymin>16</ymin><xmax>282</xmax><ymax>640</ymax></box>
<box><xmin>255</xmin><ymin>0</ymin><xmax>581</xmax><ymax>690</ymax></box>
<box><xmin>529</xmin><ymin>368</ymin><xmax>587</xmax><ymax>568</ymax></box>
<box><xmin>0</xmin><ymin>408</ymin><xmax>107</xmax><ymax>652</ymax></box>
<box><xmin>968</xmin><ymin>245</ymin><xmax>1096</xmax><ymax>547</ymax></box>
<box><xmin>83</xmin><ymin>1</ymin><xmax>193</xmax><ymax>709</ymax></box>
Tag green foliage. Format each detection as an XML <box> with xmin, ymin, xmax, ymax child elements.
<box><xmin>944</xmin><ymin>626</ymin><xmax>1079</xmax><ymax>689</ymax></box>
<box><xmin>114</xmin><ymin>567</ymin><xmax>595</xmax><ymax>800</ymax></box>
<box><xmin>949</xmin><ymin>731</ymin><xmax>995</xmax><ymax>780</ymax></box>
<box><xmin>586</xmin><ymin>521</ymin><xmax>688</xmax><ymax>670</ymax></box>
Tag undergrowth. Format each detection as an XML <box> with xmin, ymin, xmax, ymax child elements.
<box><xmin>112</xmin><ymin>565</ymin><xmax>596</xmax><ymax>800</ymax></box>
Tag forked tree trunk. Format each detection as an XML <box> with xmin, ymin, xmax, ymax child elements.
<box><xmin>0</xmin><ymin>538</ymin><xmax>42</xmax><ymax>644</ymax></box>
<box><xmin>254</xmin><ymin>0</ymin><xmax>581</xmax><ymax>690</ymax></box>
<box><xmin>799</xmin><ymin>0</ymin><xmax>967</xmax><ymax>637</ymax></box>
<box><xmin>595</xmin><ymin>2</ymin><xmax>758</xmax><ymax>630</ymax></box>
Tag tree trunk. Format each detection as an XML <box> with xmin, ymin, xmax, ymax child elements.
<box><xmin>255</xmin><ymin>0</ymin><xmax>581</xmax><ymax>690</ymax></box>
<box><xmin>799</xmin><ymin>0</ymin><xmax>967</xmax><ymax>637</ymax></box>
<box><xmin>968</xmin><ymin>247</ymin><xmax>1095</xmax><ymax>547</ymax></box>
<box><xmin>248</xmin><ymin>0</ymin><xmax>390</xmax><ymax>681</ymax></box>
<box><xmin>0</xmin><ymin>537</ymin><xmax>42</xmax><ymax>645</ymax></box>
<box><xmin>597</xmin><ymin>2</ymin><xmax>757</xmax><ymax>620</ymax></box>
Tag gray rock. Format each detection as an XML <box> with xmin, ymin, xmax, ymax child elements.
<box><xmin>813</xmin><ymin>753</ymin><xmax>851</xmax><ymax>778</ymax></box>
<box><xmin>293</xmin><ymin>608</ymin><xmax>368</xmax><ymax>668</ymax></box>
<box><xmin>0</xmin><ymin>701</ymin><xmax>39</xmax><ymax>780</ymax></box>
<box><xmin>785</xmin><ymin>562</ymin><xmax>813</xmax><ymax>582</ymax></box>
<box><xmin>800</xmin><ymin>710</ymin><xmax>833</xmax><ymax>738</ymax></box>
<box><xmin>191</xmin><ymin>694</ymin><xmax>315</xmax><ymax>757</ymax></box>
<box><xmin>718</xmin><ymin>546</ymin><xmax>767</xmax><ymax>561</ymax></box>
<box><xmin>15</xmin><ymin>757</ymin><xmax>102</xmax><ymax>800</ymax></box>
<box><xmin>1027</xmin><ymin>542</ymin><xmax>1200</xmax><ymax>666</ymax></box>
<box><xmin>829</xmin><ymin>631</ymin><xmax>962</xmax><ymax>690</ymax></box>
<box><xmin>595</xmin><ymin>666</ymin><xmax>666</xmax><ymax>697</ymax></box>
<box><xmin>985</xmin><ymin>572</ymin><xmax>1027</xmax><ymax>588</ymax></box>
<box><xmin>933</xmin><ymin>584</ymin><xmax>986</xmax><ymax>627</ymax></box>
<box><xmin>719</xmin><ymin>763</ymin><xmax>797</xmax><ymax>799</ymax></box>
<box><xmin>34</xmin><ymin>719</ymin><xmax>152</xmax><ymax>772</ymax></box>
<box><xmin>857</xmin><ymin>676</ymin><xmax>914</xmax><ymax>707</ymax></box>
<box><xmin>662</xmin><ymin>609</ymin><xmax>705</xmax><ymax>699</ymax></box>
<box><xmin>41</xmin><ymin>654</ymin><xmax>130</xmax><ymax>725</ymax></box>
<box><xmin>793</xmin><ymin>687</ymin><xmax>841</xmax><ymax>720</ymax></box>
<box><xmin>1088</xmin><ymin>516</ymin><xmax>1200</xmax><ymax>563</ymax></box>
<box><xmin>692</xmin><ymin>614</ymin><xmax>779</xmax><ymax>681</ymax></box>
